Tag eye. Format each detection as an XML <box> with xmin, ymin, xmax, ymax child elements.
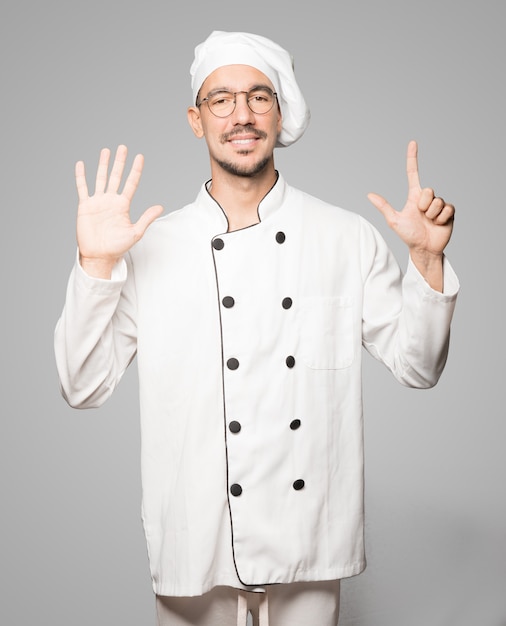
<box><xmin>209</xmin><ymin>92</ymin><xmax>234</xmax><ymax>106</ymax></box>
<box><xmin>249</xmin><ymin>90</ymin><xmax>270</xmax><ymax>103</ymax></box>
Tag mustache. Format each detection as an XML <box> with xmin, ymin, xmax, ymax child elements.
<box><xmin>220</xmin><ymin>125</ymin><xmax>267</xmax><ymax>143</ymax></box>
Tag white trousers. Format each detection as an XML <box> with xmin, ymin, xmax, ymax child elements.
<box><xmin>156</xmin><ymin>580</ymin><xmax>340</xmax><ymax>626</ymax></box>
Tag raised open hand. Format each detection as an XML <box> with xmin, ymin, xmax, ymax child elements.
<box><xmin>76</xmin><ymin>145</ymin><xmax>163</xmax><ymax>278</ymax></box>
<box><xmin>367</xmin><ymin>141</ymin><xmax>455</xmax><ymax>290</ymax></box>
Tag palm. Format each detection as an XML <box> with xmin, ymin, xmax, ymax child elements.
<box><xmin>78</xmin><ymin>190</ymin><xmax>140</xmax><ymax>261</ymax></box>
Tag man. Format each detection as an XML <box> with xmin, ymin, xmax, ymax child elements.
<box><xmin>54</xmin><ymin>31</ymin><xmax>459</xmax><ymax>626</ymax></box>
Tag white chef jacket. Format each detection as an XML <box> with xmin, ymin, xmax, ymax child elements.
<box><xmin>54</xmin><ymin>173</ymin><xmax>459</xmax><ymax>597</ymax></box>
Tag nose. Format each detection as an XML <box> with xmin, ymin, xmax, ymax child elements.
<box><xmin>230</xmin><ymin>92</ymin><xmax>256</xmax><ymax>125</ymax></box>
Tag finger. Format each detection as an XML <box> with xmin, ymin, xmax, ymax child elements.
<box><xmin>418</xmin><ymin>187</ymin><xmax>435</xmax><ymax>212</ymax></box>
<box><xmin>434</xmin><ymin>203</ymin><xmax>455</xmax><ymax>225</ymax></box>
<box><xmin>95</xmin><ymin>147</ymin><xmax>111</xmax><ymax>194</ymax></box>
<box><xmin>406</xmin><ymin>140</ymin><xmax>421</xmax><ymax>193</ymax></box>
<box><xmin>75</xmin><ymin>160</ymin><xmax>89</xmax><ymax>202</ymax></box>
<box><xmin>424</xmin><ymin>196</ymin><xmax>446</xmax><ymax>220</ymax></box>
<box><xmin>132</xmin><ymin>204</ymin><xmax>164</xmax><ymax>239</ymax></box>
<box><xmin>122</xmin><ymin>153</ymin><xmax>145</xmax><ymax>201</ymax></box>
<box><xmin>106</xmin><ymin>145</ymin><xmax>128</xmax><ymax>193</ymax></box>
<box><xmin>367</xmin><ymin>192</ymin><xmax>397</xmax><ymax>225</ymax></box>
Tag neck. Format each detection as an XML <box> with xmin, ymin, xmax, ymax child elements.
<box><xmin>209</xmin><ymin>161</ymin><xmax>278</xmax><ymax>232</ymax></box>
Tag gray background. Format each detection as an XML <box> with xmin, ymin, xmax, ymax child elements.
<box><xmin>1</xmin><ymin>0</ymin><xmax>504</xmax><ymax>624</ymax></box>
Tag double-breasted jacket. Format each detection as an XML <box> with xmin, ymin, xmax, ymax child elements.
<box><xmin>55</xmin><ymin>173</ymin><xmax>459</xmax><ymax>596</ymax></box>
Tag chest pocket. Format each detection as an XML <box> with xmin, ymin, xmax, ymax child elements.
<box><xmin>299</xmin><ymin>296</ymin><xmax>355</xmax><ymax>370</ymax></box>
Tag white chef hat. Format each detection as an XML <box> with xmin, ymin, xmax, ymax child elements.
<box><xmin>190</xmin><ymin>30</ymin><xmax>310</xmax><ymax>147</ymax></box>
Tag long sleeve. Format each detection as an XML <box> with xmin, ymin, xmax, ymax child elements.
<box><xmin>54</xmin><ymin>253</ymin><xmax>138</xmax><ymax>408</ymax></box>
<box><xmin>359</xmin><ymin>216</ymin><xmax>459</xmax><ymax>388</ymax></box>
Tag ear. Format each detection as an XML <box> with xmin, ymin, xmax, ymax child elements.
<box><xmin>276</xmin><ymin>104</ymin><xmax>283</xmax><ymax>135</ymax></box>
<box><xmin>187</xmin><ymin>106</ymin><xmax>205</xmax><ymax>138</ymax></box>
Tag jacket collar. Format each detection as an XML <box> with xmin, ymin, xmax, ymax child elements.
<box><xmin>196</xmin><ymin>171</ymin><xmax>287</xmax><ymax>231</ymax></box>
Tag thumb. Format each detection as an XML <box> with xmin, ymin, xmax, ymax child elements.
<box><xmin>367</xmin><ymin>192</ymin><xmax>396</xmax><ymax>222</ymax></box>
<box><xmin>133</xmin><ymin>204</ymin><xmax>164</xmax><ymax>239</ymax></box>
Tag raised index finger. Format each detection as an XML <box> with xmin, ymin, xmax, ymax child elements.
<box><xmin>406</xmin><ymin>139</ymin><xmax>421</xmax><ymax>192</ymax></box>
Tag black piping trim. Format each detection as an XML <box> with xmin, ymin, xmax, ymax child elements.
<box><xmin>205</xmin><ymin>171</ymin><xmax>280</xmax><ymax>233</ymax></box>
<box><xmin>208</xmin><ymin>169</ymin><xmax>284</xmax><ymax>587</ymax></box>
<box><xmin>210</xmin><ymin>232</ymin><xmax>246</xmax><ymax>586</ymax></box>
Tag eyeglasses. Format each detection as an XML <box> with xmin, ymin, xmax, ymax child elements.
<box><xmin>197</xmin><ymin>87</ymin><xmax>278</xmax><ymax>118</ymax></box>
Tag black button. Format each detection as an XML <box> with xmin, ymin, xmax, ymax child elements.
<box><xmin>290</xmin><ymin>419</ymin><xmax>301</xmax><ymax>430</ymax></box>
<box><xmin>227</xmin><ymin>358</ymin><xmax>240</xmax><ymax>370</ymax></box>
<box><xmin>282</xmin><ymin>297</ymin><xmax>293</xmax><ymax>309</ymax></box>
<box><xmin>222</xmin><ymin>296</ymin><xmax>235</xmax><ymax>308</ymax></box>
<box><xmin>230</xmin><ymin>483</ymin><xmax>243</xmax><ymax>496</ymax></box>
<box><xmin>286</xmin><ymin>355</ymin><xmax>296</xmax><ymax>368</ymax></box>
<box><xmin>275</xmin><ymin>231</ymin><xmax>286</xmax><ymax>244</ymax></box>
<box><xmin>293</xmin><ymin>479</ymin><xmax>305</xmax><ymax>491</ymax></box>
<box><xmin>213</xmin><ymin>238</ymin><xmax>224</xmax><ymax>250</ymax></box>
<box><xmin>229</xmin><ymin>421</ymin><xmax>241</xmax><ymax>433</ymax></box>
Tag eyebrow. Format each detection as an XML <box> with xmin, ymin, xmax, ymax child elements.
<box><xmin>206</xmin><ymin>84</ymin><xmax>274</xmax><ymax>96</ymax></box>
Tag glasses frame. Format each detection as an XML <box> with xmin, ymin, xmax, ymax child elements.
<box><xmin>197</xmin><ymin>87</ymin><xmax>278</xmax><ymax>118</ymax></box>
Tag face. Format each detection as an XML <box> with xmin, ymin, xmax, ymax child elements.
<box><xmin>188</xmin><ymin>65</ymin><xmax>282</xmax><ymax>178</ymax></box>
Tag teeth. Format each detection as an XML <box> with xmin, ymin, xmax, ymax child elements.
<box><xmin>231</xmin><ymin>138</ymin><xmax>255</xmax><ymax>144</ymax></box>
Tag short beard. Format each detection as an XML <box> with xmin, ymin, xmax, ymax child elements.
<box><xmin>215</xmin><ymin>125</ymin><xmax>271</xmax><ymax>178</ymax></box>
<box><xmin>214</xmin><ymin>155</ymin><xmax>271</xmax><ymax>178</ymax></box>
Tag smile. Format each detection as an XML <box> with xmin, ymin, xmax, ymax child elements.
<box><xmin>221</xmin><ymin>126</ymin><xmax>268</xmax><ymax>145</ymax></box>
<box><xmin>230</xmin><ymin>138</ymin><xmax>258</xmax><ymax>145</ymax></box>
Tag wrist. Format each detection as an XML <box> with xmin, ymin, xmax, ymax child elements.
<box><xmin>409</xmin><ymin>249</ymin><xmax>444</xmax><ymax>292</ymax></box>
<box><xmin>79</xmin><ymin>254</ymin><xmax>120</xmax><ymax>279</ymax></box>
<box><xmin>409</xmin><ymin>248</ymin><xmax>443</xmax><ymax>268</ymax></box>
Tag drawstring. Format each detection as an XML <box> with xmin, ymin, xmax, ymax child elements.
<box><xmin>236</xmin><ymin>590</ymin><xmax>269</xmax><ymax>626</ymax></box>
